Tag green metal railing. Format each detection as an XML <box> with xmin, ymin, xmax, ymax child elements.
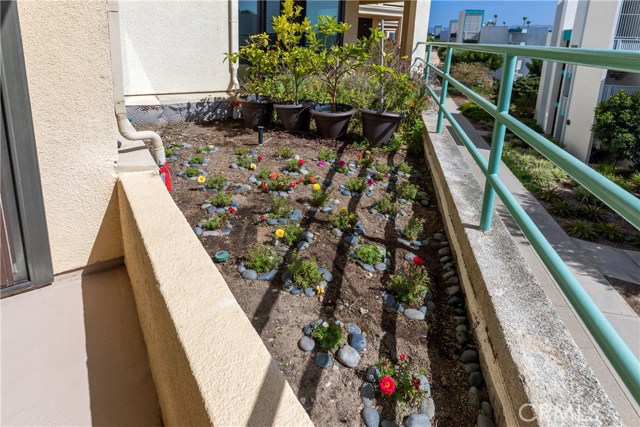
<box><xmin>416</xmin><ymin>42</ymin><xmax>640</xmax><ymax>403</ymax></box>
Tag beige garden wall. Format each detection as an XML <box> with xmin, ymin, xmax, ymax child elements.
<box><xmin>119</xmin><ymin>0</ymin><xmax>232</xmax><ymax>96</ymax></box>
<box><xmin>17</xmin><ymin>0</ymin><xmax>122</xmax><ymax>274</ymax></box>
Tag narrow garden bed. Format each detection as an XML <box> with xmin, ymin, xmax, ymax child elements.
<box><xmin>152</xmin><ymin>120</ymin><xmax>494</xmax><ymax>427</ymax></box>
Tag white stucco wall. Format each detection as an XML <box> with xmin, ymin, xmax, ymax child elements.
<box><xmin>563</xmin><ymin>0</ymin><xmax>619</xmax><ymax>161</ymax></box>
<box><xmin>17</xmin><ymin>0</ymin><xmax>122</xmax><ymax>274</ymax></box>
<box><xmin>119</xmin><ymin>0</ymin><xmax>231</xmax><ymax>96</ymax></box>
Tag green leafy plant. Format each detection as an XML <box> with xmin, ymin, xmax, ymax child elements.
<box><xmin>189</xmin><ymin>155</ymin><xmax>205</xmax><ymax>164</ymax></box>
<box><xmin>538</xmin><ymin>187</ymin><xmax>562</xmax><ymax>202</ymax></box>
<box><xmin>197</xmin><ymin>145</ymin><xmax>216</xmax><ymax>153</ymax></box>
<box><xmin>574</xmin><ymin>186</ymin><xmax>601</xmax><ymax>205</ymax></box>
<box><xmin>201</xmin><ymin>212</ymin><xmax>230</xmax><ymax>231</ymax></box>
<box><xmin>245</xmin><ymin>243</ymin><xmax>282</xmax><ymax>273</ymax></box>
<box><xmin>204</xmin><ymin>172</ymin><xmax>227</xmax><ymax>190</ymax></box>
<box><xmin>311</xmin><ymin>321</ymin><xmax>346</xmax><ymax>352</ymax></box>
<box><xmin>458</xmin><ymin>102</ymin><xmax>494</xmax><ymax>125</ymax></box>
<box><xmin>344</xmin><ymin>177</ymin><xmax>368</xmax><ymax>194</ymax></box>
<box><xmin>277</xmin><ymin>147</ymin><xmax>295</xmax><ymax>159</ymax></box>
<box><xmin>317</xmin><ymin>148</ymin><xmax>336</xmax><ymax>162</ymax></box>
<box><xmin>397</xmin><ymin>182</ymin><xmax>419</xmax><ymax>200</ymax></box>
<box><xmin>387</xmin><ymin>263</ymin><xmax>430</xmax><ymax>304</ymax></box>
<box><xmin>256</xmin><ymin>169</ymin><xmax>272</xmax><ymax>181</ymax></box>
<box><xmin>267</xmin><ymin>195</ymin><xmax>294</xmax><ymax>219</ymax></box>
<box><xmin>579</xmin><ymin>204</ymin><xmax>606</xmax><ymax>222</ymax></box>
<box><xmin>595</xmin><ymin>222</ymin><xmax>624</xmax><ymax>242</ymax></box>
<box><xmin>502</xmin><ymin>142</ymin><xmax>568</xmax><ymax>193</ymax></box>
<box><xmin>329</xmin><ymin>208</ymin><xmax>359</xmax><ymax>232</ymax></box>
<box><xmin>281</xmin><ymin>223</ymin><xmax>303</xmax><ymax>245</ymax></box>
<box><xmin>334</xmin><ymin>160</ymin><xmax>349</xmax><ymax>173</ymax></box>
<box><xmin>374</xmin><ymin>162</ymin><xmax>392</xmax><ymax>174</ymax></box>
<box><xmin>208</xmin><ymin>192</ymin><xmax>233</xmax><ymax>208</ymax></box>
<box><xmin>262</xmin><ymin>173</ymin><xmax>293</xmax><ymax>192</ymax></box>
<box><xmin>510</xmin><ymin>75</ymin><xmax>540</xmax><ymax>118</ymax></box>
<box><xmin>236</xmin><ymin>153</ymin><xmax>258</xmax><ymax>169</ymax></box>
<box><xmin>235</xmin><ymin>147</ymin><xmax>250</xmax><ymax>156</ymax></box>
<box><xmin>403</xmin><ymin>217</ymin><xmax>425</xmax><ymax>241</ymax></box>
<box><xmin>567</xmin><ymin>220</ymin><xmax>597</xmax><ymax>241</ymax></box>
<box><xmin>396</xmin><ymin>162</ymin><xmax>413</xmax><ymax>175</ymax></box>
<box><xmin>311</xmin><ymin>187</ymin><xmax>331</xmax><ymax>207</ymax></box>
<box><xmin>164</xmin><ymin>147</ymin><xmax>175</xmax><ymax>157</ymax></box>
<box><xmin>374</xmin><ymin>193</ymin><xmax>397</xmax><ymax>215</ymax></box>
<box><xmin>549</xmin><ymin>199</ymin><xmax>578</xmax><ymax>218</ymax></box>
<box><xmin>374</xmin><ymin>355</ymin><xmax>429</xmax><ymax>403</ymax></box>
<box><xmin>354</xmin><ymin>245</ymin><xmax>383</xmax><ymax>265</ymax></box>
<box><xmin>284</xmin><ymin>158</ymin><xmax>303</xmax><ymax>172</ymax></box>
<box><xmin>287</xmin><ymin>258</ymin><xmax>324</xmax><ymax>288</ymax></box>
<box><xmin>592</xmin><ymin>91</ymin><xmax>640</xmax><ymax>169</ymax></box>
<box><xmin>185</xmin><ymin>167</ymin><xmax>200</xmax><ymax>178</ymax></box>
<box><xmin>226</xmin><ymin>33</ymin><xmax>280</xmax><ymax>100</ymax></box>
<box><xmin>450</xmin><ymin>62</ymin><xmax>495</xmax><ymax>97</ymax></box>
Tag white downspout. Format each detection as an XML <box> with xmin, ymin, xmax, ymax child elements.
<box><xmin>228</xmin><ymin>0</ymin><xmax>240</xmax><ymax>92</ymax></box>
<box><xmin>107</xmin><ymin>0</ymin><xmax>165</xmax><ymax>166</ymax></box>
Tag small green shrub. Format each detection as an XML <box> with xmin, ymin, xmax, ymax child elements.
<box><xmin>374</xmin><ymin>194</ymin><xmax>398</xmax><ymax>215</ymax></box>
<box><xmin>235</xmin><ymin>147</ymin><xmax>250</xmax><ymax>156</ymax></box>
<box><xmin>344</xmin><ymin>177</ymin><xmax>368</xmax><ymax>194</ymax></box>
<box><xmin>374</xmin><ymin>356</ymin><xmax>428</xmax><ymax>403</ymax></box>
<box><xmin>595</xmin><ymin>222</ymin><xmax>624</xmax><ymax>242</ymax></box>
<box><xmin>630</xmin><ymin>172</ymin><xmax>640</xmax><ymax>193</ymax></box>
<box><xmin>311</xmin><ymin>187</ymin><xmax>331</xmax><ymax>207</ymax></box>
<box><xmin>236</xmin><ymin>153</ymin><xmax>258</xmax><ymax>169</ymax></box>
<box><xmin>329</xmin><ymin>209</ymin><xmax>359</xmax><ymax>232</ymax></box>
<box><xmin>334</xmin><ymin>160</ymin><xmax>349</xmax><ymax>173</ymax></box>
<box><xmin>317</xmin><ymin>148</ymin><xmax>336</xmax><ymax>162</ymax></box>
<box><xmin>396</xmin><ymin>162</ymin><xmax>413</xmax><ymax>175</ymax></box>
<box><xmin>459</xmin><ymin>102</ymin><xmax>494</xmax><ymax>125</ymax></box>
<box><xmin>404</xmin><ymin>217</ymin><xmax>425</xmax><ymax>241</ymax></box>
<box><xmin>204</xmin><ymin>172</ymin><xmax>226</xmax><ymax>190</ymax></box>
<box><xmin>630</xmin><ymin>232</ymin><xmax>640</xmax><ymax>248</ymax></box>
<box><xmin>287</xmin><ymin>258</ymin><xmax>324</xmax><ymax>288</ymax></box>
<box><xmin>268</xmin><ymin>195</ymin><xmax>293</xmax><ymax>219</ymax></box>
<box><xmin>397</xmin><ymin>182</ymin><xmax>419</xmax><ymax>200</ymax></box>
<box><xmin>374</xmin><ymin>162</ymin><xmax>393</xmax><ymax>174</ymax></box>
<box><xmin>185</xmin><ymin>167</ymin><xmax>200</xmax><ymax>177</ymax></box>
<box><xmin>549</xmin><ymin>199</ymin><xmax>578</xmax><ymax>218</ymax></box>
<box><xmin>284</xmin><ymin>159</ymin><xmax>303</xmax><ymax>172</ymax></box>
<box><xmin>311</xmin><ymin>321</ymin><xmax>346</xmax><ymax>352</ymax></box>
<box><xmin>245</xmin><ymin>243</ymin><xmax>282</xmax><ymax>273</ymax></box>
<box><xmin>164</xmin><ymin>147</ymin><xmax>175</xmax><ymax>157</ymax></box>
<box><xmin>201</xmin><ymin>212</ymin><xmax>229</xmax><ymax>231</ymax></box>
<box><xmin>354</xmin><ymin>245</ymin><xmax>383</xmax><ymax>265</ymax></box>
<box><xmin>502</xmin><ymin>143</ymin><xmax>567</xmax><ymax>193</ymax></box>
<box><xmin>567</xmin><ymin>220</ymin><xmax>597</xmax><ymax>241</ymax></box>
<box><xmin>538</xmin><ymin>187</ymin><xmax>562</xmax><ymax>202</ymax></box>
<box><xmin>277</xmin><ymin>147</ymin><xmax>295</xmax><ymax>159</ymax></box>
<box><xmin>256</xmin><ymin>169</ymin><xmax>272</xmax><ymax>181</ymax></box>
<box><xmin>579</xmin><ymin>204</ymin><xmax>606</xmax><ymax>222</ymax></box>
<box><xmin>281</xmin><ymin>223</ymin><xmax>303</xmax><ymax>245</ymax></box>
<box><xmin>190</xmin><ymin>155</ymin><xmax>205</xmax><ymax>164</ymax></box>
<box><xmin>197</xmin><ymin>145</ymin><xmax>216</xmax><ymax>153</ymax></box>
<box><xmin>574</xmin><ymin>187</ymin><xmax>600</xmax><ymax>205</ymax></box>
<box><xmin>387</xmin><ymin>263</ymin><xmax>430</xmax><ymax>304</ymax></box>
<box><xmin>209</xmin><ymin>192</ymin><xmax>233</xmax><ymax>207</ymax></box>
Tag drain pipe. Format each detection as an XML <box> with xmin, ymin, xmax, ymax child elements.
<box><xmin>107</xmin><ymin>0</ymin><xmax>166</xmax><ymax>167</ymax></box>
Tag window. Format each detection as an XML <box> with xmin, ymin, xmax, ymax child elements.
<box><xmin>1</xmin><ymin>0</ymin><xmax>53</xmax><ymax>297</ymax></box>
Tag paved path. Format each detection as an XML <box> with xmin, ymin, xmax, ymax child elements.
<box><xmin>433</xmin><ymin>97</ymin><xmax>640</xmax><ymax>424</ymax></box>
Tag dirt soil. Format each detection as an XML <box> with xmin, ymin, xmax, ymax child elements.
<box><xmin>148</xmin><ymin>121</ymin><xmax>481</xmax><ymax>427</ymax></box>
<box><xmin>606</xmin><ymin>276</ymin><xmax>640</xmax><ymax>317</ymax></box>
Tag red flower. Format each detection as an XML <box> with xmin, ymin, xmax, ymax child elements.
<box><xmin>261</xmin><ymin>182</ymin><xmax>268</xmax><ymax>190</ymax></box>
<box><xmin>269</xmin><ymin>172</ymin><xmax>278</xmax><ymax>179</ymax></box>
<box><xmin>413</xmin><ymin>256</ymin><xmax>424</xmax><ymax>267</ymax></box>
<box><xmin>290</xmin><ymin>182</ymin><xmax>297</xmax><ymax>188</ymax></box>
<box><xmin>298</xmin><ymin>177</ymin><xmax>304</xmax><ymax>183</ymax></box>
<box><xmin>379</xmin><ymin>376</ymin><xmax>396</xmax><ymax>395</ymax></box>
<box><xmin>228</xmin><ymin>207</ymin><xmax>236</xmax><ymax>214</ymax></box>
<box><xmin>260</xmin><ymin>213</ymin><xmax>267</xmax><ymax>220</ymax></box>
<box><xmin>356</xmin><ymin>152</ymin><xmax>363</xmax><ymax>159</ymax></box>
<box><xmin>257</xmin><ymin>155</ymin><xmax>263</xmax><ymax>162</ymax></box>
<box><xmin>298</xmin><ymin>159</ymin><xmax>305</xmax><ymax>166</ymax></box>
<box><xmin>399</xmin><ymin>353</ymin><xmax>407</xmax><ymax>362</ymax></box>
<box><xmin>382</xmin><ymin>360</ymin><xmax>389</xmax><ymax>367</ymax></box>
<box><xmin>412</xmin><ymin>377</ymin><xmax>421</xmax><ymax>390</ymax></box>
<box><xmin>234</xmin><ymin>101</ymin><xmax>241</xmax><ymax>107</ymax></box>
<box><xmin>309</xmin><ymin>176</ymin><xmax>316</xmax><ymax>183</ymax></box>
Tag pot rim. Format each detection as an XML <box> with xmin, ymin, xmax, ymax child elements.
<box><xmin>360</xmin><ymin>108</ymin><xmax>404</xmax><ymax>119</ymax></box>
<box><xmin>310</xmin><ymin>108</ymin><xmax>356</xmax><ymax>118</ymax></box>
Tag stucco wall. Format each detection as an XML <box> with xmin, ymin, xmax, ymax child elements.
<box><xmin>119</xmin><ymin>0</ymin><xmax>231</xmax><ymax>96</ymax></box>
<box><xmin>118</xmin><ymin>170</ymin><xmax>313</xmax><ymax>427</ymax></box>
<box><xmin>17</xmin><ymin>0</ymin><xmax>122</xmax><ymax>274</ymax></box>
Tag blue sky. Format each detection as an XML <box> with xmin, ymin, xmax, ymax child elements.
<box><xmin>429</xmin><ymin>0</ymin><xmax>557</xmax><ymax>31</ymax></box>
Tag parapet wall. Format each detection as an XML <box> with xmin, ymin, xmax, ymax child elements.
<box><xmin>421</xmin><ymin>111</ymin><xmax>622</xmax><ymax>427</ymax></box>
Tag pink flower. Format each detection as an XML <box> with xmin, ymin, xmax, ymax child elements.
<box><xmin>260</xmin><ymin>213</ymin><xmax>267</xmax><ymax>220</ymax></box>
<box><xmin>290</xmin><ymin>182</ymin><xmax>297</xmax><ymax>188</ymax></box>
<box><xmin>338</xmin><ymin>160</ymin><xmax>346</xmax><ymax>167</ymax></box>
<box><xmin>317</xmin><ymin>160</ymin><xmax>326</xmax><ymax>167</ymax></box>
<box><xmin>399</xmin><ymin>353</ymin><xmax>407</xmax><ymax>362</ymax></box>
<box><xmin>379</xmin><ymin>377</ymin><xmax>396</xmax><ymax>395</ymax></box>
<box><xmin>366</xmin><ymin>178</ymin><xmax>374</xmax><ymax>186</ymax></box>
<box><xmin>382</xmin><ymin>360</ymin><xmax>389</xmax><ymax>367</ymax></box>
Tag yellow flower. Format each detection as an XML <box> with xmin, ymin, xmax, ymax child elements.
<box><xmin>312</xmin><ymin>183</ymin><xmax>321</xmax><ymax>191</ymax></box>
<box><xmin>275</xmin><ymin>229</ymin><xmax>285</xmax><ymax>238</ymax></box>
<box><xmin>249</xmin><ymin>163</ymin><xmax>257</xmax><ymax>170</ymax></box>
<box><xmin>340</xmin><ymin>207</ymin><xmax>347</xmax><ymax>213</ymax></box>
<box><xmin>365</xmin><ymin>150</ymin><xmax>371</xmax><ymax>156</ymax></box>
<box><xmin>197</xmin><ymin>175</ymin><xmax>206</xmax><ymax>183</ymax></box>
<box><xmin>315</xmin><ymin>285</ymin><xmax>324</xmax><ymax>295</ymax></box>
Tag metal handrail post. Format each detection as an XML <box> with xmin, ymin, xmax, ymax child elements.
<box><xmin>425</xmin><ymin>44</ymin><xmax>432</xmax><ymax>85</ymax></box>
<box><xmin>436</xmin><ymin>47</ymin><xmax>452</xmax><ymax>133</ymax></box>
<box><xmin>480</xmin><ymin>54</ymin><xmax>518</xmax><ymax>231</ymax></box>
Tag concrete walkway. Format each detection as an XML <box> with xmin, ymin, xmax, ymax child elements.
<box><xmin>433</xmin><ymin>97</ymin><xmax>640</xmax><ymax>424</ymax></box>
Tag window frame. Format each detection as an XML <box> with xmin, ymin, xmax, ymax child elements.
<box><xmin>1</xmin><ymin>0</ymin><xmax>53</xmax><ymax>298</ymax></box>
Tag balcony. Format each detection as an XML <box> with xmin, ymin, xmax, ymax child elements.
<box><xmin>601</xmin><ymin>83</ymin><xmax>640</xmax><ymax>101</ymax></box>
<box><xmin>613</xmin><ymin>37</ymin><xmax>640</xmax><ymax>51</ymax></box>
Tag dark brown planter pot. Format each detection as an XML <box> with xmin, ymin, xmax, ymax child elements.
<box><xmin>274</xmin><ymin>102</ymin><xmax>313</xmax><ymax>132</ymax></box>
<box><xmin>360</xmin><ymin>109</ymin><xmax>404</xmax><ymax>147</ymax></box>
<box><xmin>239</xmin><ymin>96</ymin><xmax>273</xmax><ymax>129</ymax></box>
<box><xmin>310</xmin><ymin>104</ymin><xmax>355</xmax><ymax>139</ymax></box>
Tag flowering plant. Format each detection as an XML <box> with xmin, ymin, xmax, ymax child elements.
<box><xmin>334</xmin><ymin>160</ymin><xmax>348</xmax><ymax>173</ymax></box>
<box><xmin>372</xmin><ymin>355</ymin><xmax>429</xmax><ymax>403</ymax></box>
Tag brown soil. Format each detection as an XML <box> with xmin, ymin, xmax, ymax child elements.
<box><xmin>147</xmin><ymin>121</ymin><xmax>481</xmax><ymax>426</ymax></box>
<box><xmin>606</xmin><ymin>276</ymin><xmax>640</xmax><ymax>316</ymax></box>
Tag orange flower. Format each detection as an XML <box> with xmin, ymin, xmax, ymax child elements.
<box><xmin>309</xmin><ymin>176</ymin><xmax>316</xmax><ymax>184</ymax></box>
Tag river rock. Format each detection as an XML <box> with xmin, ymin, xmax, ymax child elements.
<box><xmin>460</xmin><ymin>349</ymin><xmax>479</xmax><ymax>363</ymax></box>
<box><xmin>337</xmin><ymin>345</ymin><xmax>360</xmax><ymax>368</ymax></box>
<box><xmin>362</xmin><ymin>408</ymin><xmax>380</xmax><ymax>427</ymax></box>
<box><xmin>316</xmin><ymin>352</ymin><xmax>332</xmax><ymax>369</ymax></box>
<box><xmin>348</xmin><ymin>333</ymin><xmax>367</xmax><ymax>352</ymax></box>
<box><xmin>298</xmin><ymin>336</ymin><xmax>315</xmax><ymax>352</ymax></box>
<box><xmin>403</xmin><ymin>413</ymin><xmax>431</xmax><ymax>427</ymax></box>
<box><xmin>241</xmin><ymin>269</ymin><xmax>258</xmax><ymax>280</ymax></box>
<box><xmin>404</xmin><ymin>309</ymin><xmax>426</xmax><ymax>321</ymax></box>
<box><xmin>360</xmin><ymin>382</ymin><xmax>375</xmax><ymax>407</ymax></box>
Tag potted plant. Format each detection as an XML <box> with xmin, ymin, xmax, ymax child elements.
<box><xmin>360</xmin><ymin>34</ymin><xmax>408</xmax><ymax>147</ymax></box>
<box><xmin>271</xmin><ymin>0</ymin><xmax>316</xmax><ymax>131</ymax></box>
<box><xmin>309</xmin><ymin>17</ymin><xmax>370</xmax><ymax>139</ymax></box>
<box><xmin>226</xmin><ymin>33</ymin><xmax>279</xmax><ymax>129</ymax></box>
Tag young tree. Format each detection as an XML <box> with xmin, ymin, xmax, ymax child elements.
<box><xmin>522</xmin><ymin>16</ymin><xmax>528</xmax><ymax>27</ymax></box>
<box><xmin>592</xmin><ymin>91</ymin><xmax>640</xmax><ymax>169</ymax></box>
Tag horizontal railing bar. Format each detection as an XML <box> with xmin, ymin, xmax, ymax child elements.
<box><xmin>426</xmin><ymin>42</ymin><xmax>640</xmax><ymax>73</ymax></box>
<box><xmin>429</xmin><ymin>61</ymin><xmax>640</xmax><ymax>230</ymax></box>
<box><xmin>486</xmin><ymin>173</ymin><xmax>640</xmax><ymax>400</ymax></box>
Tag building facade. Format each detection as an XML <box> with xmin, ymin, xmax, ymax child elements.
<box><xmin>536</xmin><ymin>0</ymin><xmax>640</xmax><ymax>162</ymax></box>
<box><xmin>455</xmin><ymin>9</ymin><xmax>484</xmax><ymax>43</ymax></box>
